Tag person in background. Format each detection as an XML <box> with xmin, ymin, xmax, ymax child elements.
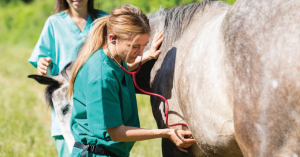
<box><xmin>28</xmin><ymin>0</ymin><xmax>161</xmax><ymax>156</ymax></box>
<box><xmin>68</xmin><ymin>4</ymin><xmax>195</xmax><ymax>157</ymax></box>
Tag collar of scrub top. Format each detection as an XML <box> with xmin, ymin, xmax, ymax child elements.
<box><xmin>62</xmin><ymin>11</ymin><xmax>93</xmax><ymax>34</ymax></box>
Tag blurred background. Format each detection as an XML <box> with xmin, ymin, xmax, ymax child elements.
<box><xmin>0</xmin><ymin>0</ymin><xmax>235</xmax><ymax>156</ymax></box>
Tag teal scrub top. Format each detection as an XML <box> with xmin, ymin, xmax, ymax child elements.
<box><xmin>71</xmin><ymin>49</ymin><xmax>140</xmax><ymax>157</ymax></box>
<box><xmin>28</xmin><ymin>10</ymin><xmax>108</xmax><ymax>137</ymax></box>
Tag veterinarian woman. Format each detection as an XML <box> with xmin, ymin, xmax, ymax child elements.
<box><xmin>28</xmin><ymin>1</ymin><xmax>160</xmax><ymax>156</ymax></box>
<box><xmin>68</xmin><ymin>4</ymin><xmax>195</xmax><ymax>157</ymax></box>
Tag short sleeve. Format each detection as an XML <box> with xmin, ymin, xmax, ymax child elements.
<box><xmin>28</xmin><ymin>18</ymin><xmax>56</xmax><ymax>72</ymax></box>
<box><xmin>86</xmin><ymin>78</ymin><xmax>123</xmax><ymax>136</ymax></box>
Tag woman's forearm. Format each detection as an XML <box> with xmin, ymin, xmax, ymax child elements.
<box><xmin>107</xmin><ymin>125</ymin><xmax>195</xmax><ymax>153</ymax></box>
<box><xmin>127</xmin><ymin>50</ymin><xmax>152</xmax><ymax>72</ymax></box>
<box><xmin>107</xmin><ymin>125</ymin><xmax>170</xmax><ymax>142</ymax></box>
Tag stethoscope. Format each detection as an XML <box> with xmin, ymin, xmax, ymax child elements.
<box><xmin>107</xmin><ymin>39</ymin><xmax>189</xmax><ymax>129</ymax></box>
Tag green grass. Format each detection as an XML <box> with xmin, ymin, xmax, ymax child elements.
<box><xmin>0</xmin><ymin>44</ymin><xmax>57</xmax><ymax>157</ymax></box>
<box><xmin>0</xmin><ymin>44</ymin><xmax>161</xmax><ymax>157</ymax></box>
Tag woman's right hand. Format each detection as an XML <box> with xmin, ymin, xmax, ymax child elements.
<box><xmin>37</xmin><ymin>57</ymin><xmax>51</xmax><ymax>75</ymax></box>
<box><xmin>167</xmin><ymin>129</ymin><xmax>196</xmax><ymax>153</ymax></box>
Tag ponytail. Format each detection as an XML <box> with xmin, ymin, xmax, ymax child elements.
<box><xmin>68</xmin><ymin>4</ymin><xmax>150</xmax><ymax>98</ymax></box>
<box><xmin>68</xmin><ymin>16</ymin><xmax>109</xmax><ymax>97</ymax></box>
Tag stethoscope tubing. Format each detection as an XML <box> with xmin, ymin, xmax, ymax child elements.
<box><xmin>108</xmin><ymin>41</ymin><xmax>189</xmax><ymax>129</ymax></box>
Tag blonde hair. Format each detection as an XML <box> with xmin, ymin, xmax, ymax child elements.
<box><xmin>68</xmin><ymin>4</ymin><xmax>150</xmax><ymax>97</ymax></box>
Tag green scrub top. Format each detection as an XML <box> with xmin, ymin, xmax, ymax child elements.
<box><xmin>28</xmin><ymin>10</ymin><xmax>108</xmax><ymax>137</ymax></box>
<box><xmin>71</xmin><ymin>49</ymin><xmax>140</xmax><ymax>157</ymax></box>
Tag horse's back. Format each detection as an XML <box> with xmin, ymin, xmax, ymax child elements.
<box><xmin>223</xmin><ymin>0</ymin><xmax>300</xmax><ymax>156</ymax></box>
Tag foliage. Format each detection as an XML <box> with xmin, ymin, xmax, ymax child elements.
<box><xmin>0</xmin><ymin>0</ymin><xmax>236</xmax><ymax>47</ymax></box>
<box><xmin>0</xmin><ymin>0</ymin><xmax>54</xmax><ymax>47</ymax></box>
<box><xmin>0</xmin><ymin>0</ymin><xmax>34</xmax><ymax>6</ymax></box>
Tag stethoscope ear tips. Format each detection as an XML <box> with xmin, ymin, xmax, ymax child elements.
<box><xmin>108</xmin><ymin>39</ymin><xmax>116</xmax><ymax>44</ymax></box>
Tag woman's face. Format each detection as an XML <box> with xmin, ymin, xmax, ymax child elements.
<box><xmin>116</xmin><ymin>34</ymin><xmax>149</xmax><ymax>64</ymax></box>
<box><xmin>66</xmin><ymin>0</ymin><xmax>89</xmax><ymax>12</ymax></box>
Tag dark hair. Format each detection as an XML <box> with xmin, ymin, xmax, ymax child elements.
<box><xmin>53</xmin><ymin>0</ymin><xmax>98</xmax><ymax>19</ymax></box>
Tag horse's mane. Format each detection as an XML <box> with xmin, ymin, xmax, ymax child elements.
<box><xmin>135</xmin><ymin>1</ymin><xmax>218</xmax><ymax>92</ymax></box>
<box><xmin>45</xmin><ymin>83</ymin><xmax>58</xmax><ymax>108</ymax></box>
<box><xmin>149</xmin><ymin>0</ymin><xmax>217</xmax><ymax>49</ymax></box>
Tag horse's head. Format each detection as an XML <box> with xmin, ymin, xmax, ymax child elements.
<box><xmin>28</xmin><ymin>63</ymin><xmax>73</xmax><ymax>119</ymax></box>
<box><xmin>28</xmin><ymin>62</ymin><xmax>75</xmax><ymax>152</ymax></box>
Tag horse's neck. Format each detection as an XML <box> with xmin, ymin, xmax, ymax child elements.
<box><xmin>149</xmin><ymin>0</ymin><xmax>236</xmax><ymax>148</ymax></box>
<box><xmin>150</xmin><ymin>1</ymin><xmax>231</xmax><ymax>78</ymax></box>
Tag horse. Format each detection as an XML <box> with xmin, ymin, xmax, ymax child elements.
<box><xmin>136</xmin><ymin>0</ymin><xmax>300</xmax><ymax>156</ymax></box>
<box><xmin>28</xmin><ymin>0</ymin><xmax>300</xmax><ymax>156</ymax></box>
<box><xmin>135</xmin><ymin>1</ymin><xmax>241</xmax><ymax>156</ymax></box>
<box><xmin>28</xmin><ymin>63</ymin><xmax>75</xmax><ymax>152</ymax></box>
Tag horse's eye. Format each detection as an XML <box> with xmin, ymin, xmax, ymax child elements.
<box><xmin>61</xmin><ymin>104</ymin><xmax>71</xmax><ymax>115</ymax></box>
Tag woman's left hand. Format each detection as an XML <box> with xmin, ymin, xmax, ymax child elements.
<box><xmin>146</xmin><ymin>29</ymin><xmax>164</xmax><ymax>60</ymax></box>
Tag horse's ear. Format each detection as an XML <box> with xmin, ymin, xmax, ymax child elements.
<box><xmin>28</xmin><ymin>75</ymin><xmax>59</xmax><ymax>86</ymax></box>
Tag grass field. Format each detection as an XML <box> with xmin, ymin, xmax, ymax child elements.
<box><xmin>0</xmin><ymin>44</ymin><xmax>161</xmax><ymax>157</ymax></box>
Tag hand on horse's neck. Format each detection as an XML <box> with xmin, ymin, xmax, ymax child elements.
<box><xmin>65</xmin><ymin>8</ymin><xmax>89</xmax><ymax>31</ymax></box>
